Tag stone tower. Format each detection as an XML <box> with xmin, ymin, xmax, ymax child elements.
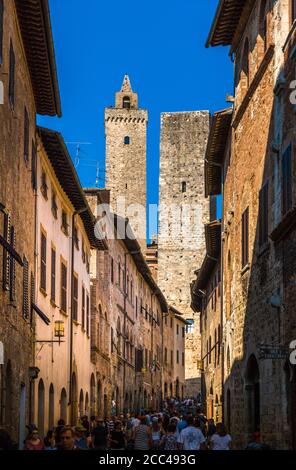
<box><xmin>158</xmin><ymin>111</ymin><xmax>210</xmax><ymax>398</ymax></box>
<box><xmin>105</xmin><ymin>76</ymin><xmax>148</xmax><ymax>252</ymax></box>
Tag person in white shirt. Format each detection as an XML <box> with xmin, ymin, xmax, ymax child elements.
<box><xmin>177</xmin><ymin>416</ymin><xmax>206</xmax><ymax>450</ymax></box>
<box><xmin>209</xmin><ymin>423</ymin><xmax>232</xmax><ymax>450</ymax></box>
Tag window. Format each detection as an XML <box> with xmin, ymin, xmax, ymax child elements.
<box><xmin>182</xmin><ymin>181</ymin><xmax>186</xmax><ymax>193</ymax></box>
<box><xmin>2</xmin><ymin>213</ymin><xmax>11</xmax><ymax>291</ymax></box>
<box><xmin>9</xmin><ymin>225</ymin><xmax>15</xmax><ymax>301</ymax></box>
<box><xmin>40</xmin><ymin>232</ymin><xmax>47</xmax><ymax>292</ymax></box>
<box><xmin>61</xmin><ymin>261</ymin><xmax>67</xmax><ymax>313</ymax></box>
<box><xmin>24</xmin><ymin>107</ymin><xmax>29</xmax><ymax>163</ymax></box>
<box><xmin>292</xmin><ymin>0</ymin><xmax>296</xmax><ymax>24</ymax></box>
<box><xmin>31</xmin><ymin>141</ymin><xmax>37</xmax><ymax>190</ymax></box>
<box><xmin>51</xmin><ymin>247</ymin><xmax>56</xmax><ymax>303</ymax></box>
<box><xmin>111</xmin><ymin>257</ymin><xmax>114</xmax><ymax>283</ymax></box>
<box><xmin>182</xmin><ymin>353</ymin><xmax>185</xmax><ymax>366</ymax></box>
<box><xmin>111</xmin><ymin>327</ymin><xmax>114</xmax><ymax>353</ymax></box>
<box><xmin>81</xmin><ymin>286</ymin><xmax>85</xmax><ymax>329</ymax></box>
<box><xmin>182</xmin><ymin>327</ymin><xmax>185</xmax><ymax>338</ymax></box>
<box><xmin>259</xmin><ymin>183</ymin><xmax>269</xmax><ymax>246</ymax></box>
<box><xmin>282</xmin><ymin>144</ymin><xmax>292</xmax><ymax>215</ymax></box>
<box><xmin>86</xmin><ymin>293</ymin><xmax>90</xmax><ymax>336</ymax></box>
<box><xmin>164</xmin><ymin>347</ymin><xmax>168</xmax><ymax>364</ymax></box>
<box><xmin>51</xmin><ymin>191</ymin><xmax>58</xmax><ymax>219</ymax></box>
<box><xmin>73</xmin><ymin>274</ymin><xmax>78</xmax><ymax>321</ymax></box>
<box><xmin>73</xmin><ymin>226</ymin><xmax>79</xmax><ymax>250</ymax></box>
<box><xmin>22</xmin><ymin>257</ymin><xmax>29</xmax><ymax>318</ymax></box>
<box><xmin>170</xmin><ymin>317</ymin><xmax>173</xmax><ymax>328</ymax></box>
<box><xmin>242</xmin><ymin>38</ymin><xmax>250</xmax><ymax>88</ymax></box>
<box><xmin>0</xmin><ymin>0</ymin><xmax>3</xmax><ymax>64</ymax></box>
<box><xmin>82</xmin><ymin>240</ymin><xmax>86</xmax><ymax>263</ymax></box>
<box><xmin>242</xmin><ymin>207</ymin><xmax>249</xmax><ymax>268</ymax></box>
<box><xmin>176</xmin><ymin>324</ymin><xmax>179</xmax><ymax>335</ymax></box>
<box><xmin>177</xmin><ymin>350</ymin><xmax>179</xmax><ymax>364</ymax></box>
<box><xmin>61</xmin><ymin>210</ymin><xmax>69</xmax><ymax>235</ymax></box>
<box><xmin>186</xmin><ymin>319</ymin><xmax>194</xmax><ymax>334</ymax></box>
<box><xmin>9</xmin><ymin>41</ymin><xmax>15</xmax><ymax>108</ymax></box>
<box><xmin>122</xmin><ymin>96</ymin><xmax>131</xmax><ymax>109</ymax></box>
<box><xmin>41</xmin><ymin>171</ymin><xmax>48</xmax><ymax>199</ymax></box>
<box><xmin>124</xmin><ymin>136</ymin><xmax>130</xmax><ymax>145</ymax></box>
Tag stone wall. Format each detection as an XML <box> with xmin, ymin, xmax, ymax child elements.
<box><xmin>158</xmin><ymin>111</ymin><xmax>210</xmax><ymax>398</ymax></box>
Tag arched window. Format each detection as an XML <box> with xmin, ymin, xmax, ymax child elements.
<box><xmin>60</xmin><ymin>388</ymin><xmax>67</xmax><ymax>423</ymax></box>
<box><xmin>122</xmin><ymin>96</ymin><xmax>131</xmax><ymax>109</ymax></box>
<box><xmin>124</xmin><ymin>136</ymin><xmax>130</xmax><ymax>145</ymax></box>
<box><xmin>48</xmin><ymin>384</ymin><xmax>55</xmax><ymax>430</ymax></box>
<box><xmin>38</xmin><ymin>379</ymin><xmax>45</xmax><ymax>436</ymax></box>
<box><xmin>259</xmin><ymin>0</ymin><xmax>267</xmax><ymax>52</ymax></box>
<box><xmin>242</xmin><ymin>38</ymin><xmax>250</xmax><ymax>88</ymax></box>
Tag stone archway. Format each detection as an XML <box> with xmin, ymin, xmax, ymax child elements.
<box><xmin>37</xmin><ymin>379</ymin><xmax>45</xmax><ymax>437</ymax></box>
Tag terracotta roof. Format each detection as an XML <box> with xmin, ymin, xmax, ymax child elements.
<box><xmin>190</xmin><ymin>221</ymin><xmax>221</xmax><ymax>312</ymax></box>
<box><xmin>205</xmin><ymin>108</ymin><xmax>233</xmax><ymax>197</ymax></box>
<box><xmin>206</xmin><ymin>0</ymin><xmax>256</xmax><ymax>50</ymax></box>
<box><xmin>15</xmin><ymin>0</ymin><xmax>61</xmax><ymax>116</ymax></box>
<box><xmin>38</xmin><ymin>127</ymin><xmax>107</xmax><ymax>250</ymax></box>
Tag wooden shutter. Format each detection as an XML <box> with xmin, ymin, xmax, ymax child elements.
<box><xmin>31</xmin><ymin>140</ymin><xmax>37</xmax><ymax>190</ymax></box>
<box><xmin>0</xmin><ymin>0</ymin><xmax>3</xmax><ymax>65</ymax></box>
<box><xmin>9</xmin><ymin>41</ymin><xmax>15</xmax><ymax>108</ymax></box>
<box><xmin>61</xmin><ymin>262</ymin><xmax>67</xmax><ymax>313</ymax></box>
<box><xmin>2</xmin><ymin>213</ymin><xmax>11</xmax><ymax>291</ymax></box>
<box><xmin>135</xmin><ymin>348</ymin><xmax>143</xmax><ymax>372</ymax></box>
<box><xmin>23</xmin><ymin>257</ymin><xmax>29</xmax><ymax>318</ymax></box>
<box><xmin>51</xmin><ymin>248</ymin><xmax>56</xmax><ymax>302</ymax></box>
<box><xmin>81</xmin><ymin>286</ymin><xmax>85</xmax><ymax>329</ymax></box>
<box><xmin>242</xmin><ymin>207</ymin><xmax>249</xmax><ymax>268</ymax></box>
<box><xmin>40</xmin><ymin>232</ymin><xmax>46</xmax><ymax>291</ymax></box>
<box><xmin>86</xmin><ymin>293</ymin><xmax>90</xmax><ymax>335</ymax></box>
<box><xmin>111</xmin><ymin>257</ymin><xmax>114</xmax><ymax>283</ymax></box>
<box><xmin>282</xmin><ymin>144</ymin><xmax>292</xmax><ymax>215</ymax></box>
<box><xmin>24</xmin><ymin>107</ymin><xmax>29</xmax><ymax>163</ymax></box>
<box><xmin>9</xmin><ymin>226</ymin><xmax>15</xmax><ymax>301</ymax></box>
<box><xmin>30</xmin><ymin>273</ymin><xmax>35</xmax><ymax>324</ymax></box>
<box><xmin>73</xmin><ymin>275</ymin><xmax>78</xmax><ymax>321</ymax></box>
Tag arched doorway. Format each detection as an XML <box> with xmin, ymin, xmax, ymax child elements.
<box><xmin>97</xmin><ymin>381</ymin><xmax>102</xmax><ymax>417</ymax></box>
<box><xmin>60</xmin><ymin>388</ymin><xmax>67</xmax><ymax>423</ymax></box>
<box><xmin>90</xmin><ymin>374</ymin><xmax>96</xmax><ymax>416</ymax></box>
<box><xmin>5</xmin><ymin>361</ymin><xmax>13</xmax><ymax>427</ymax></box>
<box><xmin>245</xmin><ymin>355</ymin><xmax>260</xmax><ymax>435</ymax></box>
<box><xmin>79</xmin><ymin>389</ymin><xmax>84</xmax><ymax>418</ymax></box>
<box><xmin>18</xmin><ymin>383</ymin><xmax>26</xmax><ymax>450</ymax></box>
<box><xmin>85</xmin><ymin>392</ymin><xmax>89</xmax><ymax>417</ymax></box>
<box><xmin>38</xmin><ymin>379</ymin><xmax>45</xmax><ymax>437</ymax></box>
<box><xmin>71</xmin><ymin>373</ymin><xmax>78</xmax><ymax>425</ymax></box>
<box><xmin>48</xmin><ymin>384</ymin><xmax>55</xmax><ymax>430</ymax></box>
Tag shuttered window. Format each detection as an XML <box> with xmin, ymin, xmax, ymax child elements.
<box><xmin>9</xmin><ymin>41</ymin><xmax>15</xmax><ymax>108</ymax></box>
<box><xmin>2</xmin><ymin>213</ymin><xmax>11</xmax><ymax>291</ymax></box>
<box><xmin>51</xmin><ymin>247</ymin><xmax>56</xmax><ymax>303</ymax></box>
<box><xmin>259</xmin><ymin>182</ymin><xmax>269</xmax><ymax>246</ymax></box>
<box><xmin>40</xmin><ymin>232</ymin><xmax>46</xmax><ymax>291</ymax></box>
<box><xmin>82</xmin><ymin>286</ymin><xmax>85</xmax><ymax>329</ymax></box>
<box><xmin>292</xmin><ymin>0</ymin><xmax>296</xmax><ymax>23</ymax></box>
<box><xmin>242</xmin><ymin>207</ymin><xmax>249</xmax><ymax>268</ymax></box>
<box><xmin>135</xmin><ymin>348</ymin><xmax>143</xmax><ymax>372</ymax></box>
<box><xmin>86</xmin><ymin>293</ymin><xmax>90</xmax><ymax>336</ymax></box>
<box><xmin>23</xmin><ymin>257</ymin><xmax>29</xmax><ymax>318</ymax></box>
<box><xmin>30</xmin><ymin>273</ymin><xmax>35</xmax><ymax>324</ymax></box>
<box><xmin>282</xmin><ymin>144</ymin><xmax>293</xmax><ymax>215</ymax></box>
<box><xmin>110</xmin><ymin>256</ymin><xmax>114</xmax><ymax>283</ymax></box>
<box><xmin>61</xmin><ymin>262</ymin><xmax>67</xmax><ymax>313</ymax></box>
<box><xmin>31</xmin><ymin>140</ymin><xmax>37</xmax><ymax>190</ymax></box>
<box><xmin>73</xmin><ymin>274</ymin><xmax>78</xmax><ymax>321</ymax></box>
<box><xmin>111</xmin><ymin>327</ymin><xmax>114</xmax><ymax>353</ymax></box>
<box><xmin>0</xmin><ymin>0</ymin><xmax>3</xmax><ymax>65</ymax></box>
<box><xmin>9</xmin><ymin>226</ymin><xmax>15</xmax><ymax>301</ymax></box>
<box><xmin>24</xmin><ymin>107</ymin><xmax>29</xmax><ymax>163</ymax></box>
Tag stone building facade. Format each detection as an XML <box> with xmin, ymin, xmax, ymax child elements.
<box><xmin>0</xmin><ymin>0</ymin><xmax>60</xmax><ymax>446</ymax></box>
<box><xmin>86</xmin><ymin>189</ymin><xmax>167</xmax><ymax>416</ymax></box>
<box><xmin>191</xmin><ymin>221</ymin><xmax>223</xmax><ymax>423</ymax></box>
<box><xmin>158</xmin><ymin>111</ymin><xmax>210</xmax><ymax>398</ymax></box>
<box><xmin>206</xmin><ymin>0</ymin><xmax>296</xmax><ymax>449</ymax></box>
<box><xmin>33</xmin><ymin>129</ymin><xmax>106</xmax><ymax>435</ymax></box>
<box><xmin>105</xmin><ymin>76</ymin><xmax>148</xmax><ymax>253</ymax></box>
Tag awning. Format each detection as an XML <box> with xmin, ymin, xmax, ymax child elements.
<box><xmin>32</xmin><ymin>303</ymin><xmax>51</xmax><ymax>325</ymax></box>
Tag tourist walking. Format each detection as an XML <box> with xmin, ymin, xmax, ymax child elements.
<box><xmin>177</xmin><ymin>416</ymin><xmax>206</xmax><ymax>450</ymax></box>
<box><xmin>133</xmin><ymin>416</ymin><xmax>151</xmax><ymax>450</ymax></box>
<box><xmin>209</xmin><ymin>423</ymin><xmax>232</xmax><ymax>450</ymax></box>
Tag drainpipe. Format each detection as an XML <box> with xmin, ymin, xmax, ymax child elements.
<box><xmin>68</xmin><ymin>208</ymin><xmax>87</xmax><ymax>423</ymax></box>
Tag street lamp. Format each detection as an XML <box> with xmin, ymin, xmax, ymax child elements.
<box><xmin>54</xmin><ymin>320</ymin><xmax>65</xmax><ymax>344</ymax></box>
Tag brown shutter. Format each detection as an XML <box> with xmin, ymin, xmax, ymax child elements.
<box><xmin>40</xmin><ymin>232</ymin><xmax>47</xmax><ymax>291</ymax></box>
<box><xmin>23</xmin><ymin>257</ymin><xmax>29</xmax><ymax>318</ymax></box>
<box><xmin>61</xmin><ymin>262</ymin><xmax>67</xmax><ymax>313</ymax></box>
<box><xmin>51</xmin><ymin>248</ymin><xmax>56</xmax><ymax>302</ymax></box>
<box><xmin>82</xmin><ymin>286</ymin><xmax>85</xmax><ymax>329</ymax></box>
<box><xmin>30</xmin><ymin>273</ymin><xmax>35</xmax><ymax>324</ymax></box>
<box><xmin>31</xmin><ymin>140</ymin><xmax>37</xmax><ymax>190</ymax></box>
<box><xmin>2</xmin><ymin>213</ymin><xmax>11</xmax><ymax>291</ymax></box>
<box><xmin>86</xmin><ymin>293</ymin><xmax>90</xmax><ymax>336</ymax></box>
<box><xmin>73</xmin><ymin>275</ymin><xmax>78</xmax><ymax>321</ymax></box>
<box><xmin>9</xmin><ymin>226</ymin><xmax>15</xmax><ymax>301</ymax></box>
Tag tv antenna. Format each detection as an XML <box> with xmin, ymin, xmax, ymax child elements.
<box><xmin>66</xmin><ymin>142</ymin><xmax>92</xmax><ymax>168</ymax></box>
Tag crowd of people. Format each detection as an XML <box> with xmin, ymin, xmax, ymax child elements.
<box><xmin>0</xmin><ymin>406</ymin><xmax>233</xmax><ymax>451</ymax></box>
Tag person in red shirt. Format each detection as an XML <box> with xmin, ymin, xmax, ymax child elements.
<box><xmin>24</xmin><ymin>429</ymin><xmax>44</xmax><ymax>450</ymax></box>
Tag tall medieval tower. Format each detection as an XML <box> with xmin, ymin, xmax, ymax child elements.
<box><xmin>158</xmin><ymin>111</ymin><xmax>210</xmax><ymax>398</ymax></box>
<box><xmin>105</xmin><ymin>76</ymin><xmax>148</xmax><ymax>252</ymax></box>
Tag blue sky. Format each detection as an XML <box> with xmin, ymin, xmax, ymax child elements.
<box><xmin>38</xmin><ymin>0</ymin><xmax>233</xmax><ymax>221</ymax></box>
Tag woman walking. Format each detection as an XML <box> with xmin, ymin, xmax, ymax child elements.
<box><xmin>133</xmin><ymin>416</ymin><xmax>151</xmax><ymax>450</ymax></box>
